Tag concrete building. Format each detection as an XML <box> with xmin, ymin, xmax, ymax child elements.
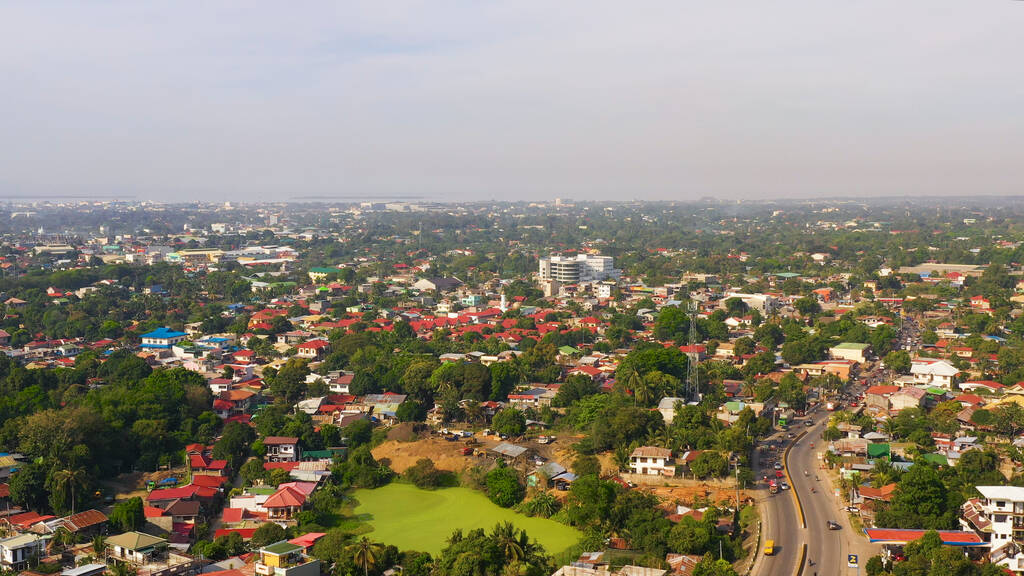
<box><xmin>0</xmin><ymin>534</ymin><xmax>45</xmax><ymax>571</ymax></box>
<box><xmin>911</xmin><ymin>359</ymin><xmax>959</xmax><ymax>390</ymax></box>
<box><xmin>829</xmin><ymin>342</ymin><xmax>871</xmax><ymax>363</ymax></box>
<box><xmin>722</xmin><ymin>292</ymin><xmax>778</xmax><ymax>315</ymax></box>
<box><xmin>539</xmin><ymin>255</ymin><xmax>620</xmax><ymax>284</ymax></box>
<box><xmin>629</xmin><ymin>446</ymin><xmax>675</xmax><ymax>476</ymax></box>
<box><xmin>962</xmin><ymin>486</ymin><xmax>1024</xmax><ymax>572</ymax></box>
<box><xmin>254</xmin><ymin>541</ymin><xmax>320</xmax><ymax>576</ymax></box>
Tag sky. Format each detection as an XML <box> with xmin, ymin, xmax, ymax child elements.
<box><xmin>2</xmin><ymin>1</ymin><xmax>1024</xmax><ymax>203</ymax></box>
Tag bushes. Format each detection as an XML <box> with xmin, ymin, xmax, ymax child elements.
<box><xmin>404</xmin><ymin>458</ymin><xmax>455</xmax><ymax>489</ymax></box>
<box><xmin>485</xmin><ymin>465</ymin><xmax>524</xmax><ymax>507</ymax></box>
<box><xmin>491</xmin><ymin>408</ymin><xmax>526</xmax><ymax>436</ymax></box>
<box><xmin>690</xmin><ymin>451</ymin><xmax>728</xmax><ymax>479</ymax></box>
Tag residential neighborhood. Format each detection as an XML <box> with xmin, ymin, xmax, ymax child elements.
<box><xmin>0</xmin><ymin>199</ymin><xmax>1023</xmax><ymax>576</ymax></box>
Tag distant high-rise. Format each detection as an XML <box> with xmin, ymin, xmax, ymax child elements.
<box><xmin>539</xmin><ymin>254</ymin><xmax>620</xmax><ymax>284</ymax></box>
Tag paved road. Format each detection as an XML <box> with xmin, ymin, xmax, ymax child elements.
<box><xmin>755</xmin><ymin>410</ymin><xmax>879</xmax><ymax>576</ymax></box>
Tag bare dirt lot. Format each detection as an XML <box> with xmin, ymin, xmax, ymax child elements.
<box><xmin>373</xmin><ymin>434</ymin><xmax>498</xmax><ymax>473</ymax></box>
<box><xmin>639</xmin><ymin>483</ymin><xmax>755</xmax><ymax>509</ymax></box>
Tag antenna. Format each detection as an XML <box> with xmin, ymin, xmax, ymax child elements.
<box><xmin>687</xmin><ymin>301</ymin><xmax>699</xmax><ymax>401</ymax></box>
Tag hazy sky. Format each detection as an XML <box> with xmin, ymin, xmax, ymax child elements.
<box><xmin>2</xmin><ymin>2</ymin><xmax>1024</xmax><ymax>202</ymax></box>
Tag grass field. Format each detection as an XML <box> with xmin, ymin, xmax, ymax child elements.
<box><xmin>351</xmin><ymin>483</ymin><xmax>582</xmax><ymax>555</ymax></box>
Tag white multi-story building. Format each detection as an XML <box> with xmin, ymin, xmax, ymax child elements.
<box><xmin>723</xmin><ymin>292</ymin><xmax>778</xmax><ymax>315</ymax></box>
<box><xmin>962</xmin><ymin>486</ymin><xmax>1024</xmax><ymax>572</ymax></box>
<box><xmin>629</xmin><ymin>446</ymin><xmax>675</xmax><ymax>476</ymax></box>
<box><xmin>539</xmin><ymin>254</ymin><xmax>620</xmax><ymax>284</ymax></box>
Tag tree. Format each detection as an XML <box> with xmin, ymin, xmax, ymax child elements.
<box><xmin>490</xmin><ymin>522</ymin><xmax>528</xmax><ymax>564</ymax></box>
<box><xmin>51</xmin><ymin>466</ymin><xmax>88</xmax><ymax>514</ymax></box>
<box><xmin>875</xmin><ymin>465</ymin><xmax>955</xmax><ymax>530</ymax></box>
<box><xmin>884</xmin><ymin>350</ymin><xmax>912</xmax><ymax>374</ymax></box>
<box><xmin>794</xmin><ymin>297</ymin><xmax>821</xmax><ymax>316</ymax></box>
<box><xmin>689</xmin><ymin>452</ymin><xmax>728</xmax><ymax>479</ymax></box>
<box><xmin>348</xmin><ymin>537</ymin><xmax>384</xmax><ymax>576</ymax></box>
<box><xmin>395</xmin><ymin>400</ymin><xmax>426</xmax><ymax>423</ymax></box>
<box><xmin>864</xmin><ymin>555</ymin><xmax>884</xmax><ymax>576</ymax></box>
<box><xmin>9</xmin><ymin>463</ymin><xmax>48</xmax><ymax>511</ymax></box>
<box><xmin>213</xmin><ymin>421</ymin><xmax>254</xmax><ymax>470</ymax></box>
<box><xmin>250</xmin><ymin>522</ymin><xmax>287</xmax><ymax>548</ymax></box>
<box><xmin>405</xmin><ymin>458</ymin><xmax>447</xmax><ymax>489</ymax></box>
<box><xmin>110</xmin><ymin>497</ymin><xmax>145</xmax><ymax>532</ymax></box>
<box><xmin>572</xmin><ymin>453</ymin><xmax>602</xmax><ymax>477</ymax></box>
<box><xmin>486</xmin><ymin>465</ymin><xmax>524</xmax><ymax>507</ymax></box>
<box><xmin>239</xmin><ymin>458</ymin><xmax>267</xmax><ymax>486</ymax></box>
<box><xmin>492</xmin><ymin>408</ymin><xmax>526</xmax><ymax>436</ymax></box>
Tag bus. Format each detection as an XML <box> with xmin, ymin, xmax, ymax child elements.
<box><xmin>763</xmin><ymin>540</ymin><xmax>775</xmax><ymax>556</ymax></box>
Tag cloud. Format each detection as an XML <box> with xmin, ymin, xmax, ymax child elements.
<box><xmin>1</xmin><ymin>1</ymin><xmax>1023</xmax><ymax>201</ymax></box>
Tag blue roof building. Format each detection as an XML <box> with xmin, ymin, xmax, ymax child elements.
<box><xmin>140</xmin><ymin>327</ymin><xmax>188</xmax><ymax>349</ymax></box>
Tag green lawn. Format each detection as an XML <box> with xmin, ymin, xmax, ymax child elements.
<box><xmin>351</xmin><ymin>484</ymin><xmax>582</xmax><ymax>555</ymax></box>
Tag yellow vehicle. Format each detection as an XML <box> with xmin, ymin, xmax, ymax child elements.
<box><xmin>763</xmin><ymin>540</ymin><xmax>775</xmax><ymax>556</ymax></box>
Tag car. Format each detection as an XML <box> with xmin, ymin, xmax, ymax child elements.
<box><xmin>845</xmin><ymin>506</ymin><xmax>860</xmax><ymax>513</ymax></box>
<box><xmin>827</xmin><ymin>521</ymin><xmax>841</xmax><ymax>530</ymax></box>
<box><xmin>773</xmin><ymin>462</ymin><xmax>783</xmax><ymax>470</ymax></box>
<box><xmin>780</xmin><ymin>482</ymin><xmax>790</xmax><ymax>490</ymax></box>
<box><xmin>805</xmin><ymin>421</ymin><xmax>813</xmax><ymax>427</ymax></box>
<box><xmin>787</xmin><ymin>433</ymin><xmax>795</xmax><ymax>438</ymax></box>
<box><xmin>775</xmin><ymin>471</ymin><xmax>784</xmax><ymax>478</ymax></box>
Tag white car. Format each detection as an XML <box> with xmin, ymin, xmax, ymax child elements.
<box><xmin>780</xmin><ymin>482</ymin><xmax>790</xmax><ymax>490</ymax></box>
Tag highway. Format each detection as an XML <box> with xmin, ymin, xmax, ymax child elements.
<box><xmin>754</xmin><ymin>409</ymin><xmax>879</xmax><ymax>576</ymax></box>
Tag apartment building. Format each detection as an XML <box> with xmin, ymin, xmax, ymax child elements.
<box><xmin>539</xmin><ymin>255</ymin><xmax>620</xmax><ymax>284</ymax></box>
<box><xmin>962</xmin><ymin>486</ymin><xmax>1024</xmax><ymax>572</ymax></box>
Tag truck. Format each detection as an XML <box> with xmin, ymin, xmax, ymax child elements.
<box><xmin>769</xmin><ymin>481</ymin><xmax>779</xmax><ymax>494</ymax></box>
<box><xmin>763</xmin><ymin>540</ymin><xmax>775</xmax><ymax>556</ymax></box>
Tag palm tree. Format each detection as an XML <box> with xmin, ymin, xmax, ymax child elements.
<box><xmin>53</xmin><ymin>467</ymin><xmax>87</xmax><ymax>514</ymax></box>
<box><xmin>625</xmin><ymin>369</ymin><xmax>649</xmax><ymax>406</ymax></box>
<box><xmin>491</xmin><ymin>522</ymin><xmax>527</xmax><ymax>563</ymax></box>
<box><xmin>612</xmin><ymin>446</ymin><xmax>631</xmax><ymax>472</ymax></box>
<box><xmin>347</xmin><ymin>537</ymin><xmax>382</xmax><ymax>576</ymax></box>
<box><xmin>92</xmin><ymin>535</ymin><xmax>107</xmax><ymax>557</ymax></box>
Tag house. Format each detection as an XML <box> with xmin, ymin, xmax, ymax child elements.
<box><xmin>254</xmin><ymin>541</ymin><xmax>320</xmax><ymax>576</ymax></box>
<box><xmin>413</xmin><ymin>277</ymin><xmax>463</xmax><ymax>293</ymax></box>
<box><xmin>61</xmin><ymin>563</ymin><xmax>108</xmax><ymax>576</ymax></box>
<box><xmin>961</xmin><ymin>486</ymin><xmax>1024</xmax><ymax>571</ymax></box>
<box><xmin>264</xmin><ymin>437</ymin><xmax>301</xmax><ymax>462</ymax></box>
<box><xmin>263</xmin><ymin>487</ymin><xmax>307</xmax><ymax>523</ymax></box>
<box><xmin>507</xmin><ymin>388</ymin><xmax>549</xmax><ymax>409</ymax></box>
<box><xmin>214</xmin><ymin>390</ymin><xmax>256</xmax><ymax>420</ymax></box>
<box><xmin>911</xmin><ymin>359</ymin><xmax>958</xmax><ymax>390</ymax></box>
<box><xmin>52</xmin><ymin>509</ymin><xmax>109</xmax><ymax>537</ymax></box>
<box><xmin>139</xmin><ymin>327</ymin><xmax>188</xmax><ymax>349</ymax></box>
<box><xmin>0</xmin><ymin>534</ymin><xmax>46</xmax><ymax>571</ymax></box>
<box><xmin>890</xmin><ymin>387</ymin><xmax>927</xmax><ymax>412</ymax></box>
<box><xmin>657</xmin><ymin>397</ymin><xmax>686</xmax><ymax>425</ymax></box>
<box><xmin>629</xmin><ymin>446</ymin><xmax>675</xmax><ymax>477</ymax></box>
<box><xmin>960</xmin><ymin>381</ymin><xmax>1005</xmax><ymax>395</ymax></box>
<box><xmin>829</xmin><ymin>343</ymin><xmax>871</xmax><ymax>363</ymax></box>
<box><xmin>105</xmin><ymin>531</ymin><xmax>168</xmax><ymax>565</ymax></box>
<box><xmin>296</xmin><ymin>339</ymin><xmax>330</xmax><ymax>360</ymax></box>
<box><xmin>864</xmin><ymin>385</ymin><xmax>900</xmax><ymax>412</ymax></box>
<box><xmin>858</xmin><ymin>483</ymin><xmax>897</xmax><ymax>503</ymax></box>
<box><xmin>329</xmin><ymin>373</ymin><xmax>354</xmax><ymax>394</ymax></box>
<box><xmin>665</xmin><ymin>553</ymin><xmax>703</xmax><ymax>576</ymax></box>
